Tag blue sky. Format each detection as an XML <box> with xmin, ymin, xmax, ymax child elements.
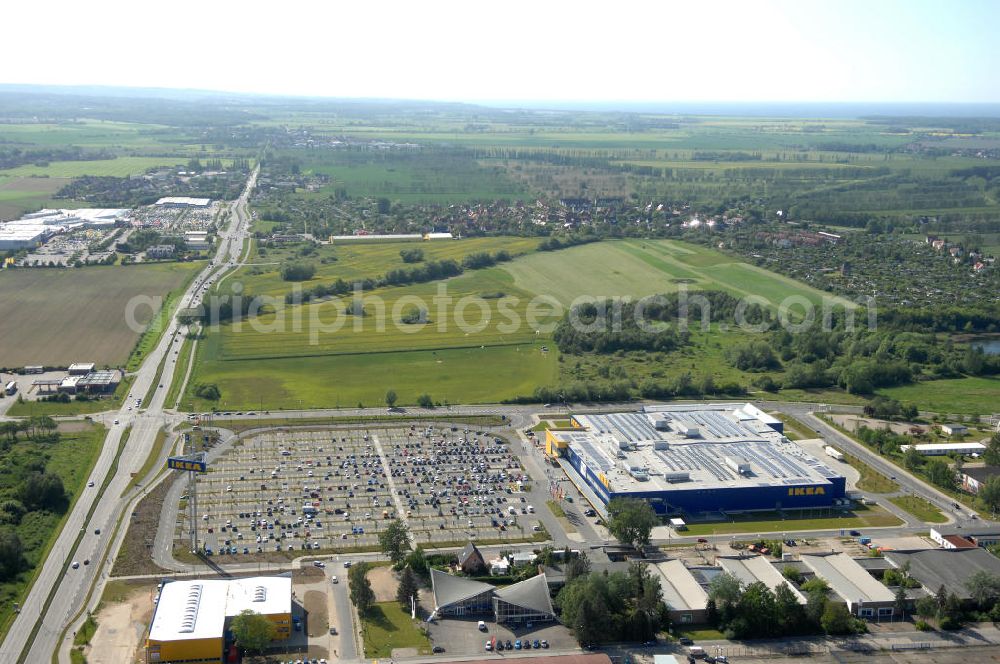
<box><xmin>4</xmin><ymin>0</ymin><xmax>998</xmax><ymax>103</ymax></box>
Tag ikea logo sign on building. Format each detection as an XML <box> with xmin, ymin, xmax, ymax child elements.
<box><xmin>788</xmin><ymin>486</ymin><xmax>825</xmax><ymax>496</ymax></box>
<box><xmin>167</xmin><ymin>457</ymin><xmax>207</xmax><ymax>473</ymax></box>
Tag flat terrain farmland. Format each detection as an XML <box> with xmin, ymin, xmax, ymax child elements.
<box><xmin>0</xmin><ymin>156</ymin><xmax>187</xmax><ymax>178</ymax></box>
<box><xmin>287</xmin><ymin>149</ymin><xmax>528</xmax><ymax>203</ymax></box>
<box><xmin>0</xmin><ymin>263</ymin><xmax>200</xmax><ymax>366</ymax></box>
<box><xmin>185</xmin><ymin>343</ymin><xmax>558</xmax><ymax>410</ymax></box>
<box><xmin>501</xmin><ymin>239</ymin><xmax>854</xmax><ymax>309</ymax></box>
<box><xmin>0</xmin><ymin>175</ymin><xmax>80</xmax><ymax>220</ymax></box>
<box><xmin>878</xmin><ymin>376</ymin><xmax>1000</xmax><ymax>415</ymax></box>
<box><xmin>213</xmin><ymin>268</ymin><xmax>555</xmax><ymax>360</ymax></box>
<box><xmin>0</xmin><ymin>120</ymin><xmax>172</xmax><ymax>148</ymax></box>
<box><xmin>243</xmin><ymin>236</ymin><xmax>541</xmax><ymax>297</ymax></box>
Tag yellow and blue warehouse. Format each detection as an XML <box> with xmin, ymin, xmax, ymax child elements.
<box><xmin>145</xmin><ymin>576</ymin><xmax>291</xmax><ymax>663</ymax></box>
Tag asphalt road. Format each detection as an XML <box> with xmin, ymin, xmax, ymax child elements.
<box><xmin>0</xmin><ymin>168</ymin><xmax>258</xmax><ymax>663</ymax></box>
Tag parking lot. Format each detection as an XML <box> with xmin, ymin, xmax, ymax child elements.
<box><xmin>186</xmin><ymin>425</ymin><xmax>541</xmax><ymax>559</ymax></box>
<box><xmin>425</xmin><ymin>615</ymin><xmax>577</xmax><ymax>657</ymax></box>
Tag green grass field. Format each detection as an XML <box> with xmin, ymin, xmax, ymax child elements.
<box><xmin>681</xmin><ymin>505</ymin><xmax>902</xmax><ymax>536</ymax></box>
<box><xmin>844</xmin><ymin>454</ymin><xmax>900</xmax><ymax>494</ymax></box>
<box><xmin>0</xmin><ymin>263</ymin><xmax>200</xmax><ymax>367</ymax></box>
<box><xmin>889</xmin><ymin>495</ymin><xmax>947</xmax><ymax>523</ymax></box>
<box><xmin>185</xmin><ymin>343</ymin><xmax>558</xmax><ymax>410</ymax></box>
<box><xmin>502</xmin><ymin>239</ymin><xmax>855</xmax><ymax>310</ymax></box>
<box><xmin>0</xmin><ymin>422</ymin><xmax>105</xmax><ymax>643</ymax></box>
<box><xmin>361</xmin><ymin>601</ymin><xmax>432</xmax><ymax>657</ymax></box>
<box><xmin>0</xmin><ymin>156</ymin><xmax>188</xmax><ymax>178</ymax></box>
<box><xmin>0</xmin><ymin>176</ymin><xmax>82</xmax><ymax>219</ymax></box>
<box><xmin>878</xmin><ymin>376</ymin><xmax>1000</xmax><ymax>415</ymax></box>
<box><xmin>186</xmin><ymin>238</ymin><xmax>862</xmax><ymax>410</ymax></box>
<box><xmin>244</xmin><ymin>236</ymin><xmax>540</xmax><ymax>297</ymax></box>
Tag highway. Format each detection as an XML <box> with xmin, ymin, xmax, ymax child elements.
<box><xmin>0</xmin><ymin>168</ymin><xmax>258</xmax><ymax>663</ymax></box>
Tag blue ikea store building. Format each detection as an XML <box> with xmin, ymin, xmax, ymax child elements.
<box><xmin>547</xmin><ymin>404</ymin><xmax>847</xmax><ymax>515</ymax></box>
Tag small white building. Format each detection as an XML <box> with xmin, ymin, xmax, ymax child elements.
<box><xmin>900</xmin><ymin>442</ymin><xmax>986</xmax><ymax>456</ymax></box>
<box><xmin>489</xmin><ymin>557</ymin><xmax>511</xmax><ymax>576</ymax></box>
<box><xmin>156</xmin><ymin>197</ymin><xmax>211</xmax><ymax>208</ymax></box>
<box><xmin>511</xmin><ymin>552</ymin><xmax>537</xmax><ymax>566</ymax></box>
<box><xmin>940</xmin><ymin>423</ymin><xmax>969</xmax><ymax>436</ymax></box>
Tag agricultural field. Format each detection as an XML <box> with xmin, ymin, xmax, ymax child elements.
<box><xmin>878</xmin><ymin>376</ymin><xmax>1000</xmax><ymax>415</ymax></box>
<box><xmin>501</xmin><ymin>239</ymin><xmax>855</xmax><ymax>309</ymax></box>
<box><xmin>0</xmin><ymin>262</ymin><xmax>200</xmax><ymax>367</ymax></box>
<box><xmin>185</xmin><ymin>237</ymin><xmax>860</xmax><ymax>409</ymax></box>
<box><xmin>279</xmin><ymin>148</ymin><xmax>526</xmax><ymax>203</ymax></box>
<box><xmin>0</xmin><ymin>176</ymin><xmax>82</xmax><ymax>221</ymax></box>
<box><xmin>244</xmin><ymin>236</ymin><xmax>541</xmax><ymax>297</ymax></box>
<box><xmin>184</xmin><ymin>343</ymin><xmax>557</xmax><ymax>411</ymax></box>
<box><xmin>0</xmin><ymin>156</ymin><xmax>188</xmax><ymax>179</ymax></box>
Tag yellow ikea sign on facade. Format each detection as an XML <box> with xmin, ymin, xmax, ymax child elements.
<box><xmin>787</xmin><ymin>486</ymin><xmax>825</xmax><ymax>496</ymax></box>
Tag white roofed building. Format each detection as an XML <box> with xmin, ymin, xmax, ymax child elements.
<box><xmin>145</xmin><ymin>576</ymin><xmax>291</xmax><ymax>663</ymax></box>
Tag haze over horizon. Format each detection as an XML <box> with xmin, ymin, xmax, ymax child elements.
<box><xmin>5</xmin><ymin>0</ymin><xmax>999</xmax><ymax>106</ymax></box>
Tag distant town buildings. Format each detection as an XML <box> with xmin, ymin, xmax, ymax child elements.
<box><xmin>155</xmin><ymin>196</ymin><xmax>211</xmax><ymax>208</ymax></box>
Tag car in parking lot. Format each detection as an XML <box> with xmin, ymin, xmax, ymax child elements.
<box><xmin>484</xmin><ymin>641</ymin><xmax>492</xmax><ymax>651</ymax></box>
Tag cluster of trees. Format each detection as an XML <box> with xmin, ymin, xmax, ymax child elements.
<box><xmin>284</xmin><ymin>250</ymin><xmax>517</xmax><ymax>304</ymax></box>
<box><xmin>0</xmin><ymin>146</ymin><xmax>115</xmax><ymax>170</ymax></box>
<box><xmin>461</xmin><ymin>250</ymin><xmax>511</xmax><ymax>269</ymax></box>
<box><xmin>0</xmin><ymin>417</ymin><xmax>68</xmax><ymax>583</ymax></box>
<box><xmin>725</xmin><ymin>341</ymin><xmax>781</xmax><ymax>371</ymax></box>
<box><xmin>556</xmin><ymin>562</ymin><xmax>669</xmax><ymax>645</ymax></box>
<box><xmin>399</xmin><ymin>248</ymin><xmax>424</xmax><ymax>263</ymax></box>
<box><xmin>279</xmin><ymin>261</ymin><xmax>316</xmax><ymax>282</ymax></box>
<box><xmin>193</xmin><ymin>383</ymin><xmax>221</xmax><ymax>401</ymax></box>
<box><xmin>382</xmin><ymin>258</ymin><xmax>463</xmax><ymax>287</ymax></box>
<box><xmin>863</xmin><ymin>396</ymin><xmax>919</xmax><ymax>421</ymax></box>
<box><xmin>538</xmin><ymin>234</ymin><xmax>601</xmax><ymax>252</ymax></box>
<box><xmin>117</xmin><ymin>229</ymin><xmax>186</xmax><ymax>255</ymax></box>
<box><xmin>553</xmin><ymin>300</ymin><xmax>685</xmax><ymax>354</ymax></box>
<box><xmin>708</xmin><ymin>573</ymin><xmax>864</xmax><ymax>639</ymax></box>
<box><xmin>349</xmin><ymin>561</ymin><xmax>376</xmax><ymax>615</ymax></box>
<box><xmin>230</xmin><ymin>609</ymin><xmax>276</xmax><ymax>654</ymax></box>
<box><xmin>857</xmin><ymin>425</ymin><xmax>956</xmax><ymax>490</ymax></box>
<box><xmin>605</xmin><ymin>498</ymin><xmax>659</xmax><ymax>549</ymax></box>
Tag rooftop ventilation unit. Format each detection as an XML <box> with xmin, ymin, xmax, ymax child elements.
<box><xmin>724</xmin><ymin>456</ymin><xmax>751</xmax><ymax>475</ymax></box>
<box><xmin>663</xmin><ymin>471</ymin><xmax>690</xmax><ymax>483</ymax></box>
<box><xmin>252</xmin><ymin>585</ymin><xmax>267</xmax><ymax>602</ymax></box>
<box><xmin>178</xmin><ymin>584</ymin><xmax>203</xmax><ymax>633</ymax></box>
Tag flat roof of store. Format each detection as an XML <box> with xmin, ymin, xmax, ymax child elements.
<box><xmin>148</xmin><ymin>576</ymin><xmax>290</xmax><ymax>642</ymax></box>
<box><xmin>653</xmin><ymin>559</ymin><xmax>708</xmax><ymax>611</ymax></box>
<box><xmin>718</xmin><ymin>555</ymin><xmax>806</xmax><ymax>603</ymax></box>
<box><xmin>558</xmin><ymin>404</ymin><xmax>841</xmax><ymax>494</ymax></box>
<box><xmin>800</xmin><ymin>553</ymin><xmax>895</xmax><ymax>604</ymax></box>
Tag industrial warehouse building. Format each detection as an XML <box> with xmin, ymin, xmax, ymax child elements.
<box><xmin>652</xmin><ymin>559</ymin><xmax>709</xmax><ymax>624</ymax></box>
<box><xmin>799</xmin><ymin>553</ymin><xmax>896</xmax><ymax>617</ymax></box>
<box><xmin>145</xmin><ymin>576</ymin><xmax>291</xmax><ymax>663</ymax></box>
<box><xmin>156</xmin><ymin>196</ymin><xmax>211</xmax><ymax>207</ymax></box>
<box><xmin>0</xmin><ymin>208</ymin><xmax>126</xmax><ymax>249</ymax></box>
<box><xmin>899</xmin><ymin>442</ymin><xmax>987</xmax><ymax>456</ymax></box>
<box><xmin>429</xmin><ymin>569</ymin><xmax>554</xmax><ymax>624</ymax></box>
<box><xmin>546</xmin><ymin>403</ymin><xmax>846</xmax><ymax>515</ymax></box>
